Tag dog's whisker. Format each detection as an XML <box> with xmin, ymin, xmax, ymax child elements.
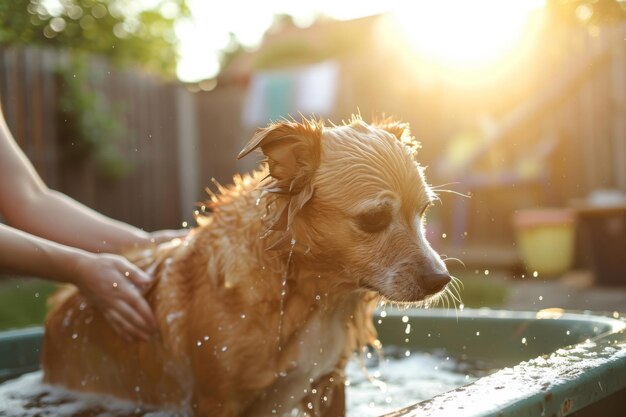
<box><xmin>448</xmin><ymin>287</ymin><xmax>463</xmax><ymax>305</ymax></box>
<box><xmin>429</xmin><ymin>182</ymin><xmax>461</xmax><ymax>190</ymax></box>
<box><xmin>451</xmin><ymin>275</ymin><xmax>465</xmax><ymax>290</ymax></box>
<box><xmin>433</xmin><ymin>189</ymin><xmax>471</xmax><ymax>199</ymax></box>
<box><xmin>442</xmin><ymin>257</ymin><xmax>466</xmax><ymax>268</ymax></box>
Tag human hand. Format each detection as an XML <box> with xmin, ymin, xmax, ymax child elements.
<box><xmin>149</xmin><ymin>229</ymin><xmax>188</xmax><ymax>245</ymax></box>
<box><xmin>72</xmin><ymin>252</ymin><xmax>158</xmax><ymax>342</ymax></box>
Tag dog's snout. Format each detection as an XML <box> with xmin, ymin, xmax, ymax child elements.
<box><xmin>422</xmin><ymin>273</ymin><xmax>451</xmax><ymax>295</ymax></box>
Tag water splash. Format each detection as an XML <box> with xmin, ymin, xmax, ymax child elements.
<box><xmin>277</xmin><ymin>239</ymin><xmax>296</xmax><ymax>352</ymax></box>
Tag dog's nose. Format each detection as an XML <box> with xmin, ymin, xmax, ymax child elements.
<box><xmin>422</xmin><ymin>273</ymin><xmax>451</xmax><ymax>295</ymax></box>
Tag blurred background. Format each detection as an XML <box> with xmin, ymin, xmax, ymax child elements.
<box><xmin>1</xmin><ymin>0</ymin><xmax>625</xmax><ymax>329</ymax></box>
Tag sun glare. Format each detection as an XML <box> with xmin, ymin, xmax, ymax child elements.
<box><xmin>392</xmin><ymin>0</ymin><xmax>545</xmax><ymax>70</ymax></box>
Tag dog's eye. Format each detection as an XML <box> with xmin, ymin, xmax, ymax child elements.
<box><xmin>357</xmin><ymin>209</ymin><xmax>392</xmax><ymax>233</ymax></box>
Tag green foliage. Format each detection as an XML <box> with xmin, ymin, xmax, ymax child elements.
<box><xmin>0</xmin><ymin>0</ymin><xmax>188</xmax><ymax>77</ymax></box>
<box><xmin>0</xmin><ymin>279</ymin><xmax>57</xmax><ymax>331</ymax></box>
<box><xmin>452</xmin><ymin>272</ymin><xmax>508</xmax><ymax>308</ymax></box>
<box><xmin>57</xmin><ymin>53</ymin><xmax>130</xmax><ymax>180</ymax></box>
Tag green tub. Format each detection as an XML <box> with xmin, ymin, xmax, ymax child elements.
<box><xmin>1</xmin><ymin>309</ymin><xmax>625</xmax><ymax>416</ymax></box>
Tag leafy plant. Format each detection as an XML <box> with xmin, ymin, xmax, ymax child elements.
<box><xmin>0</xmin><ymin>0</ymin><xmax>188</xmax><ymax>78</ymax></box>
<box><xmin>57</xmin><ymin>53</ymin><xmax>130</xmax><ymax>180</ymax></box>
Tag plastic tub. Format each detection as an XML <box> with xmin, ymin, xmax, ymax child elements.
<box><xmin>1</xmin><ymin>309</ymin><xmax>625</xmax><ymax>416</ymax></box>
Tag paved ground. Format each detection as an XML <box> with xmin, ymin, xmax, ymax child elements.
<box><xmin>501</xmin><ymin>270</ymin><xmax>626</xmax><ymax>314</ymax></box>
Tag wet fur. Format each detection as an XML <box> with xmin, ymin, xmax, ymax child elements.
<box><xmin>42</xmin><ymin>117</ymin><xmax>447</xmax><ymax>416</ymax></box>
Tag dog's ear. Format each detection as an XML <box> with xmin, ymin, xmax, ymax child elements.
<box><xmin>237</xmin><ymin>120</ymin><xmax>322</xmax><ymax>184</ymax></box>
<box><xmin>373</xmin><ymin>119</ymin><xmax>411</xmax><ymax>142</ymax></box>
<box><xmin>238</xmin><ymin>120</ymin><xmax>322</xmax><ymax>247</ymax></box>
<box><xmin>374</xmin><ymin>119</ymin><xmax>421</xmax><ymax>156</ymax></box>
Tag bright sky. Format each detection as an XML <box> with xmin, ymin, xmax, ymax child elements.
<box><xmin>176</xmin><ymin>0</ymin><xmax>546</xmax><ymax>82</ymax></box>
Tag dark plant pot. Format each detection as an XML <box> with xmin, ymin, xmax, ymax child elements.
<box><xmin>577</xmin><ymin>206</ymin><xmax>626</xmax><ymax>286</ymax></box>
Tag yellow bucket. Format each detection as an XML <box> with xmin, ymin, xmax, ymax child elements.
<box><xmin>513</xmin><ymin>209</ymin><xmax>575</xmax><ymax>277</ymax></box>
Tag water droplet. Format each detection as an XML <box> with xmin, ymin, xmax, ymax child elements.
<box><xmin>401</xmin><ymin>315</ymin><xmax>409</xmax><ymax>323</ymax></box>
<box><xmin>315</xmin><ymin>295</ymin><xmax>321</xmax><ymax>300</ymax></box>
<box><xmin>533</xmin><ymin>271</ymin><xmax>539</xmax><ymax>278</ymax></box>
<box><xmin>34</xmin><ymin>292</ymin><xmax>39</xmax><ymax>298</ymax></box>
<box><xmin>135</xmin><ymin>385</ymin><xmax>141</xmax><ymax>392</ymax></box>
<box><xmin>196</xmin><ymin>340</ymin><xmax>202</xmax><ymax>347</ymax></box>
<box><xmin>521</xmin><ymin>337</ymin><xmax>527</xmax><ymax>344</ymax></box>
<box><xmin>405</xmin><ymin>350</ymin><xmax>411</xmax><ymax>357</ymax></box>
<box><xmin>459</xmin><ymin>303</ymin><xmax>465</xmax><ymax>311</ymax></box>
<box><xmin>484</xmin><ymin>269</ymin><xmax>489</xmax><ymax>275</ymax></box>
<box><xmin>72</xmin><ymin>333</ymin><xmax>78</xmax><ymax>339</ymax></box>
<box><xmin>204</xmin><ymin>335</ymin><xmax>209</xmax><ymax>341</ymax></box>
<box><xmin>124</xmin><ymin>271</ymin><xmax>130</xmax><ymax>277</ymax></box>
<box><xmin>240</xmin><ymin>313</ymin><xmax>246</xmax><ymax>319</ymax></box>
<box><xmin>380</xmin><ymin>311</ymin><xmax>387</xmax><ymax>318</ymax></box>
<box><xmin>112</xmin><ymin>282</ymin><xmax>118</xmax><ymax>288</ymax></box>
<box><xmin>613</xmin><ymin>311</ymin><xmax>620</xmax><ymax>319</ymax></box>
<box><xmin>476</xmin><ymin>331</ymin><xmax>480</xmax><ymax>336</ymax></box>
<box><xmin>442</xmin><ymin>233</ymin><xmax>447</xmax><ymax>239</ymax></box>
<box><xmin>256</xmin><ymin>198</ymin><xmax>261</xmax><ymax>206</ymax></box>
<box><xmin>405</xmin><ymin>324</ymin><xmax>411</xmax><ymax>334</ymax></box>
<box><xmin>221</xmin><ymin>346</ymin><xmax>228</xmax><ymax>352</ymax></box>
<box><xmin>539</xmin><ymin>295</ymin><xmax>543</xmax><ymax>301</ymax></box>
<box><xmin>566</xmin><ymin>330</ymin><xmax>571</xmax><ymax>335</ymax></box>
<box><xmin>307</xmin><ymin>402</ymin><xmax>313</xmax><ymax>410</ymax></box>
<box><xmin>182</xmin><ymin>221</ymin><xmax>188</xmax><ymax>228</ymax></box>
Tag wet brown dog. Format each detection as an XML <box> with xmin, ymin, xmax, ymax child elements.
<box><xmin>42</xmin><ymin>117</ymin><xmax>451</xmax><ymax>417</ymax></box>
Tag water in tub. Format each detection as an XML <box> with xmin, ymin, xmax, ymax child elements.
<box><xmin>0</xmin><ymin>347</ymin><xmax>493</xmax><ymax>417</ymax></box>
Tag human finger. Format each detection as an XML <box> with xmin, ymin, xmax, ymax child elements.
<box><xmin>118</xmin><ymin>261</ymin><xmax>153</xmax><ymax>294</ymax></box>
<box><xmin>150</xmin><ymin>229</ymin><xmax>188</xmax><ymax>244</ymax></box>
<box><xmin>103</xmin><ymin>310</ymin><xmax>132</xmax><ymax>342</ymax></box>
<box><xmin>120</xmin><ymin>283</ymin><xmax>158</xmax><ymax>333</ymax></box>
<box><xmin>107</xmin><ymin>305</ymin><xmax>151</xmax><ymax>342</ymax></box>
<box><xmin>114</xmin><ymin>291</ymin><xmax>157</xmax><ymax>337</ymax></box>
